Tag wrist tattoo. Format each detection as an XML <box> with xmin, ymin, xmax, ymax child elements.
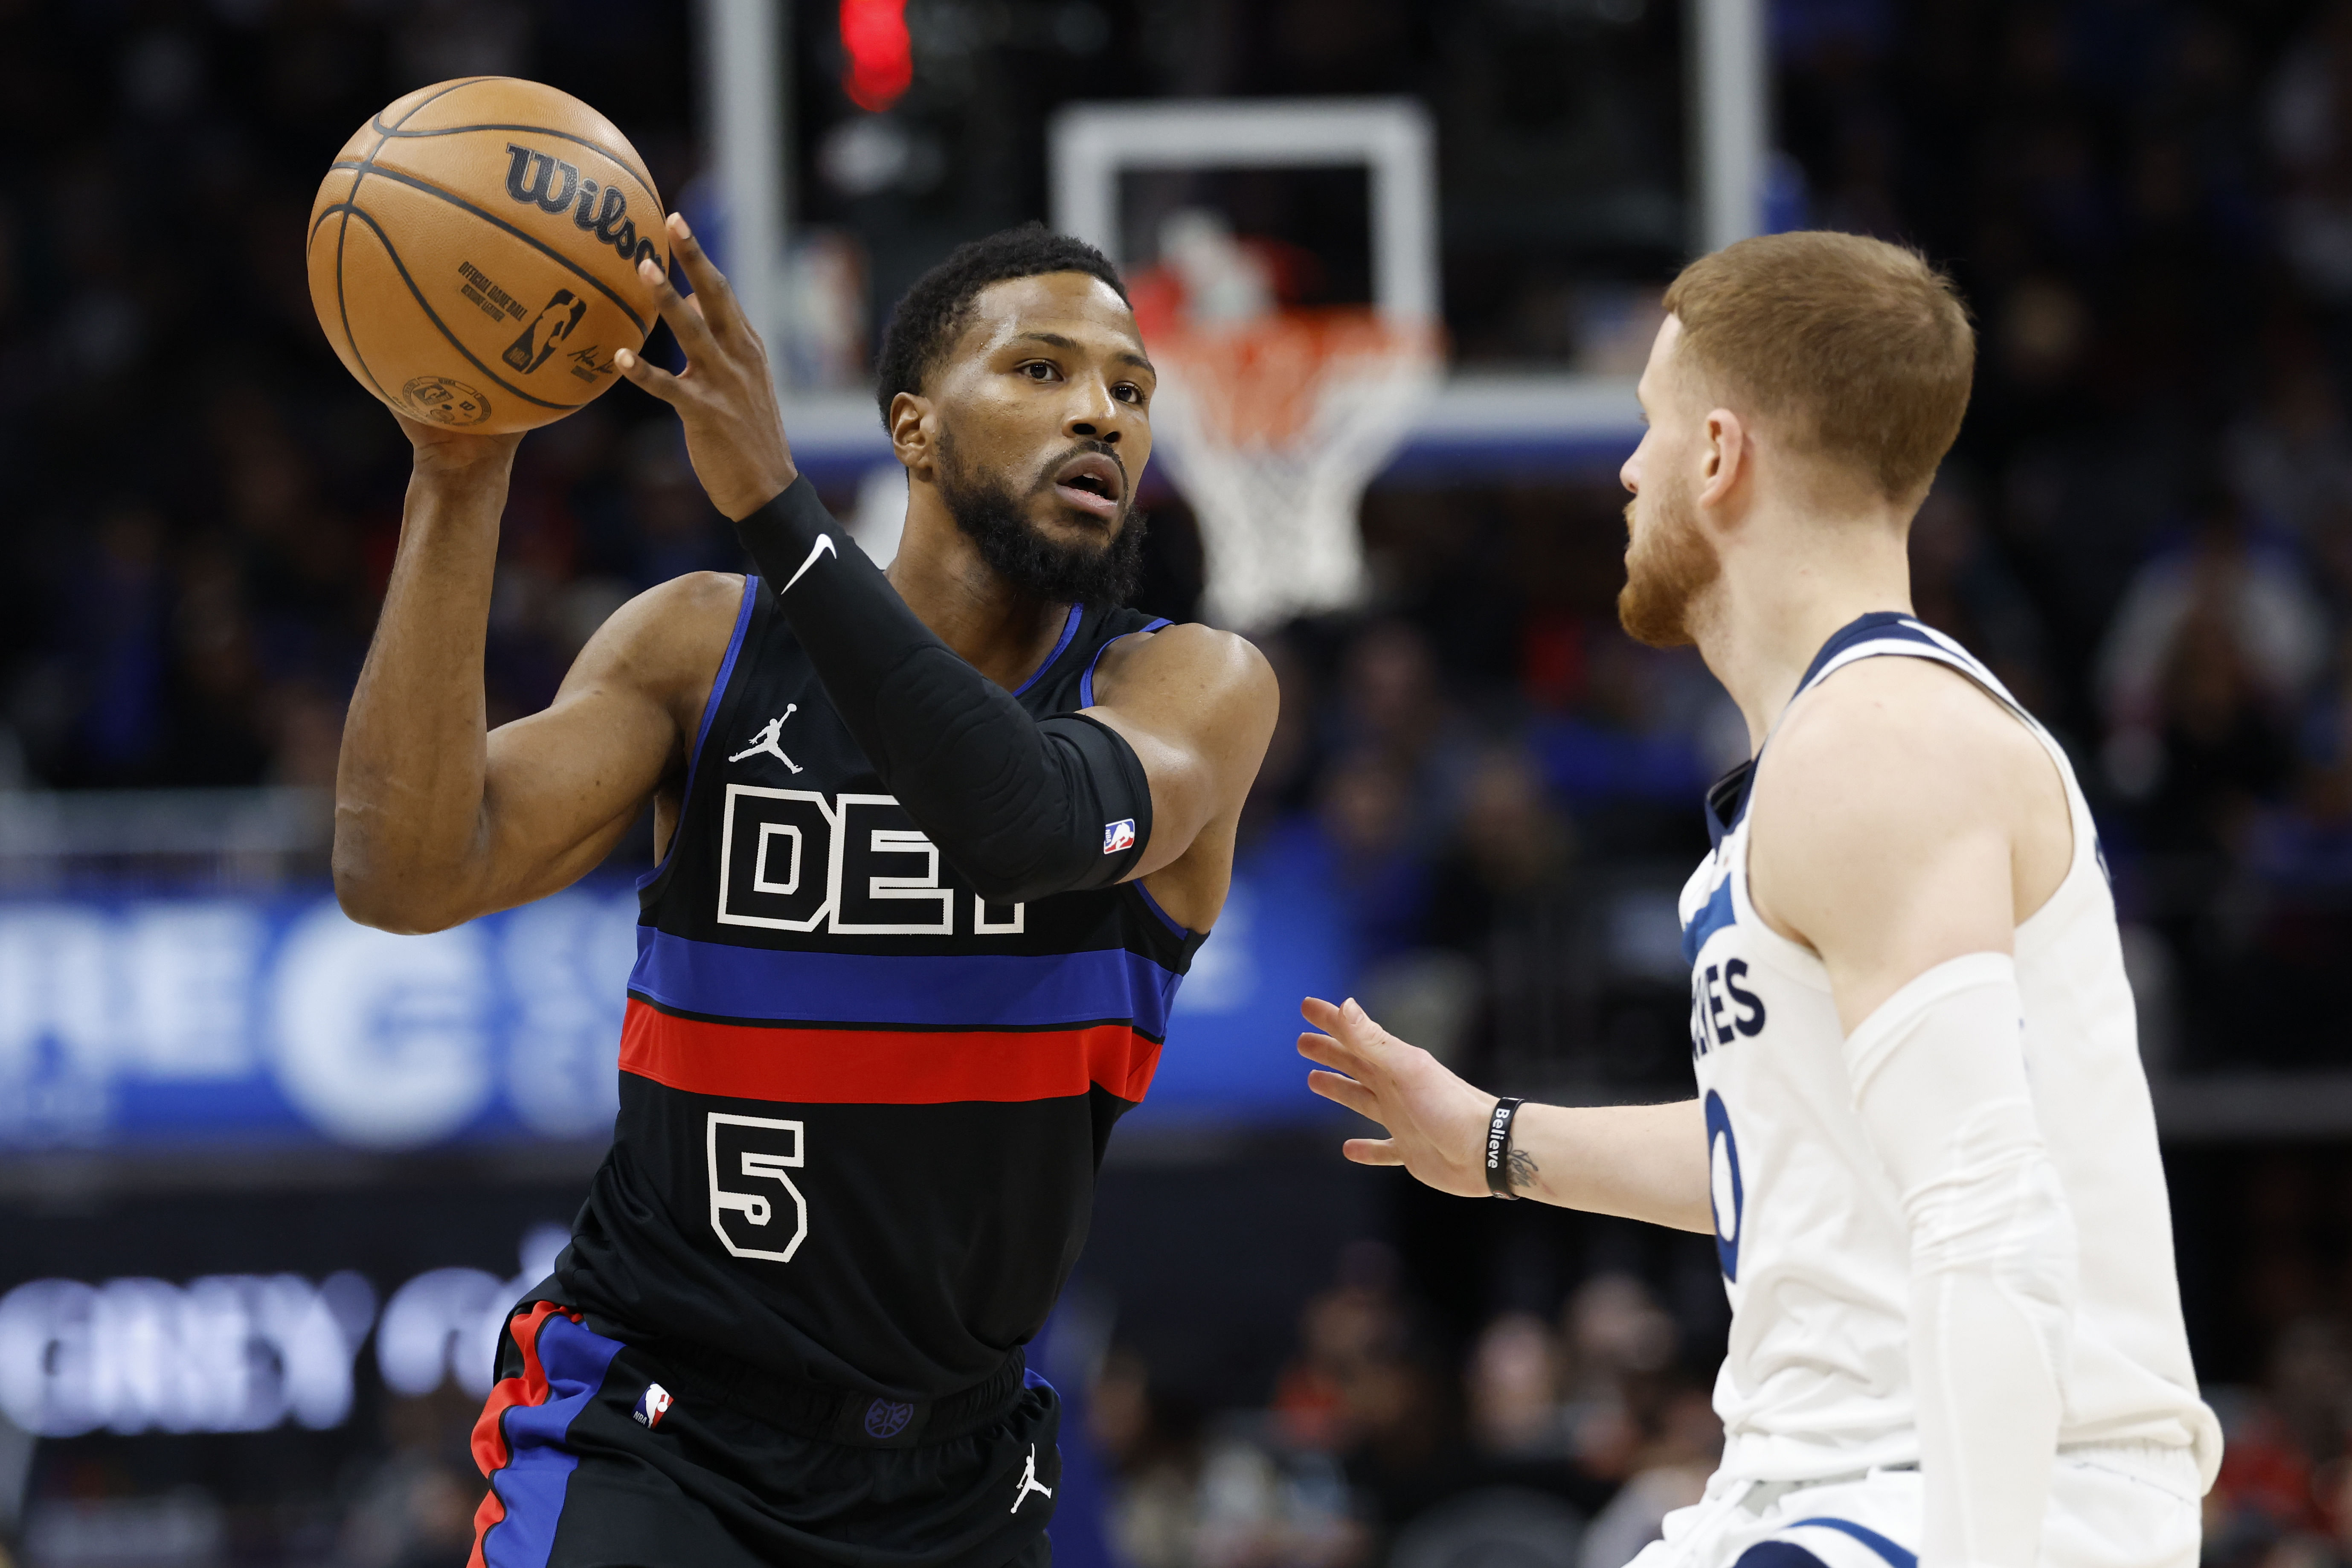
<box><xmin>1506</xmin><ymin>1147</ymin><xmax>1540</xmax><ymax>1193</ymax></box>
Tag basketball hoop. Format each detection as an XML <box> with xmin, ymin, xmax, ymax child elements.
<box><xmin>1132</xmin><ymin>222</ymin><xmax>1442</xmax><ymax>631</ymax></box>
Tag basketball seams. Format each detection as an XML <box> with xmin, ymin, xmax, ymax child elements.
<box><xmin>346</xmin><ymin>162</ymin><xmax>652</xmax><ymax>336</ymax></box>
<box><xmin>332</xmin><ymin>203</ymin><xmax>584</xmax><ymax>414</ymax></box>
<box><xmin>372</xmin><ymin>76</ymin><xmax>497</xmax><ymax>137</ymax></box>
<box><xmin>318</xmin><ymin>155</ymin><xmax>396</xmax><ymax>409</ymax></box>
<box><xmin>372</xmin><ymin>123</ymin><xmax>659</xmax><ymax>205</ymax></box>
<box><xmin>323</xmin><ymin>77</ymin><xmax>459</xmax><ymax>411</ymax></box>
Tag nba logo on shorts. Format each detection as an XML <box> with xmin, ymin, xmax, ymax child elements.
<box><xmin>633</xmin><ymin>1383</ymin><xmax>673</xmax><ymax>1429</ymax></box>
<box><xmin>1103</xmin><ymin>818</ymin><xmax>1136</xmax><ymax>854</ymax></box>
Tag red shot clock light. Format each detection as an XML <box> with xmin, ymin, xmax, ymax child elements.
<box><xmin>840</xmin><ymin>0</ymin><xmax>913</xmax><ymax>112</ymax></box>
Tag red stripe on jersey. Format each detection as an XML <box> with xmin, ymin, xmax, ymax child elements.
<box><xmin>467</xmin><ymin>1300</ymin><xmax>569</xmax><ymax>1568</ymax></box>
<box><xmin>619</xmin><ymin>997</ymin><xmax>1162</xmax><ymax>1104</ymax></box>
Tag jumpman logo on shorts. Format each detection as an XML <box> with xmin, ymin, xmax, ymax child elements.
<box><xmin>1010</xmin><ymin>1444</ymin><xmax>1054</xmax><ymax>1513</ymax></box>
<box><xmin>728</xmin><ymin>706</ymin><xmax>803</xmax><ymax>773</ymax></box>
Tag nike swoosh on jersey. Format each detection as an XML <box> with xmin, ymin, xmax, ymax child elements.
<box><xmin>782</xmin><ymin>534</ymin><xmax>836</xmax><ymax>594</ymax></box>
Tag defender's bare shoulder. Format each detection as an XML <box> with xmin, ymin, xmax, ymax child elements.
<box><xmin>1746</xmin><ymin>654</ymin><xmax>2070</xmax><ymax>1025</ymax></box>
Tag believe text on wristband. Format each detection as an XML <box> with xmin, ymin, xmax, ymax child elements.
<box><xmin>1485</xmin><ymin>1097</ymin><xmax>1526</xmax><ymax>1199</ymax></box>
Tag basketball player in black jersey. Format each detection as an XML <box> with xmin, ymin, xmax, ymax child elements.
<box><xmin>333</xmin><ymin>220</ymin><xmax>1276</xmax><ymax>1568</ymax></box>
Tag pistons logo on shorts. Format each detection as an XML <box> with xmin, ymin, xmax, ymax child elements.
<box><xmin>633</xmin><ymin>1383</ymin><xmax>673</xmax><ymax>1429</ymax></box>
<box><xmin>1103</xmin><ymin>818</ymin><xmax>1136</xmax><ymax>854</ymax></box>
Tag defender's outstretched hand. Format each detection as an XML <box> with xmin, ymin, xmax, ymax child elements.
<box><xmin>615</xmin><ymin>213</ymin><xmax>797</xmax><ymax>521</ymax></box>
<box><xmin>1299</xmin><ymin>996</ymin><xmax>1500</xmax><ymax>1198</ymax></box>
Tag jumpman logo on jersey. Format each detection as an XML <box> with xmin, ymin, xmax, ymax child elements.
<box><xmin>728</xmin><ymin>706</ymin><xmax>803</xmax><ymax>773</ymax></box>
<box><xmin>783</xmin><ymin>534</ymin><xmax>835</xmax><ymax>593</ymax></box>
<box><xmin>1010</xmin><ymin>1444</ymin><xmax>1054</xmax><ymax>1513</ymax></box>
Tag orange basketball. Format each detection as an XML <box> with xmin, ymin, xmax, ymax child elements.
<box><xmin>307</xmin><ymin>78</ymin><xmax>668</xmax><ymax>435</ymax></box>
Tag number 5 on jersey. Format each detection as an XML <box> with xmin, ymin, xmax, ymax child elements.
<box><xmin>709</xmin><ymin>1112</ymin><xmax>808</xmax><ymax>1262</ymax></box>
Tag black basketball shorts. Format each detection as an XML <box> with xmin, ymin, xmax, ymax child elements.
<box><xmin>467</xmin><ymin>1301</ymin><xmax>1062</xmax><ymax>1568</ymax></box>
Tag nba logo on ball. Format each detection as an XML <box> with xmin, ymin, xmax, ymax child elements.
<box><xmin>1103</xmin><ymin>819</ymin><xmax>1136</xmax><ymax>854</ymax></box>
<box><xmin>633</xmin><ymin>1384</ymin><xmax>673</xmax><ymax>1429</ymax></box>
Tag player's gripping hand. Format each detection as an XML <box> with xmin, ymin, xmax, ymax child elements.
<box><xmin>615</xmin><ymin>213</ymin><xmax>799</xmax><ymax>521</ymax></box>
<box><xmin>1299</xmin><ymin>996</ymin><xmax>1500</xmax><ymax>1199</ymax></box>
<box><xmin>392</xmin><ymin>411</ymin><xmax>522</xmax><ymax>479</ymax></box>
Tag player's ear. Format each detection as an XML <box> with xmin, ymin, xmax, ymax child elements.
<box><xmin>1698</xmin><ymin>407</ymin><xmax>1747</xmax><ymax>511</ymax></box>
<box><xmin>888</xmin><ymin>391</ymin><xmax>936</xmax><ymax>480</ymax></box>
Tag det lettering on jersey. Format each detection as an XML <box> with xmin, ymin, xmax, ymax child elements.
<box><xmin>716</xmin><ymin>786</ymin><xmax>1025</xmax><ymax>937</ymax></box>
<box><xmin>1688</xmin><ymin>956</ymin><xmax>1767</xmax><ymax>1060</ymax></box>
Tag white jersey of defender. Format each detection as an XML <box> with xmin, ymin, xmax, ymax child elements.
<box><xmin>1678</xmin><ymin>613</ymin><xmax>2221</xmax><ymax>1490</ymax></box>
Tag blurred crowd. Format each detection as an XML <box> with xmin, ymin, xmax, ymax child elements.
<box><xmin>1085</xmin><ymin>1245</ymin><xmax>1720</xmax><ymax>1568</ymax></box>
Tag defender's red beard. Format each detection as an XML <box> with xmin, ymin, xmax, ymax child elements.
<box><xmin>1616</xmin><ymin>470</ymin><xmax>1722</xmax><ymax>649</ymax></box>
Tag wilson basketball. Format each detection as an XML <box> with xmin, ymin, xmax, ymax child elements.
<box><xmin>307</xmin><ymin>78</ymin><xmax>667</xmax><ymax>435</ymax></box>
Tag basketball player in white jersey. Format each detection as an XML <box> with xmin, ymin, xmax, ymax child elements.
<box><xmin>1297</xmin><ymin>231</ymin><xmax>2220</xmax><ymax>1568</ymax></box>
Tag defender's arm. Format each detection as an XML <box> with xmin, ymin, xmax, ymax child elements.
<box><xmin>1748</xmin><ymin>656</ymin><xmax>2077</xmax><ymax>1568</ymax></box>
<box><xmin>333</xmin><ymin>419</ymin><xmax>737</xmax><ymax>933</ymax></box>
<box><xmin>1298</xmin><ymin>997</ymin><xmax>1714</xmax><ymax>1233</ymax></box>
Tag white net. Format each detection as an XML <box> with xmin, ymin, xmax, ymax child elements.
<box><xmin>1134</xmin><ymin>214</ymin><xmax>1442</xmax><ymax>631</ymax></box>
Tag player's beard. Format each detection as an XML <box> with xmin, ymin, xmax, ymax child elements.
<box><xmin>938</xmin><ymin>431</ymin><xmax>1148</xmax><ymax>607</ymax></box>
<box><xmin>1617</xmin><ymin>466</ymin><xmax>1722</xmax><ymax>649</ymax></box>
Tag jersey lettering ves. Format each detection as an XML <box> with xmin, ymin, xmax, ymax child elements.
<box><xmin>555</xmin><ymin>581</ymin><xmax>1200</xmax><ymax>1401</ymax></box>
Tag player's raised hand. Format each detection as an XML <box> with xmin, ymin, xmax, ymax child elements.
<box><xmin>1299</xmin><ymin>996</ymin><xmax>1500</xmax><ymax>1199</ymax></box>
<box><xmin>615</xmin><ymin>212</ymin><xmax>798</xmax><ymax>521</ymax></box>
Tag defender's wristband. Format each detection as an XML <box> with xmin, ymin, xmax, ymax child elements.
<box><xmin>1484</xmin><ymin>1097</ymin><xmax>1526</xmax><ymax>1199</ymax></box>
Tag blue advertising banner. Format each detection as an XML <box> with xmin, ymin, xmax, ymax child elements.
<box><xmin>0</xmin><ymin>841</ymin><xmax>1351</xmax><ymax>1151</ymax></box>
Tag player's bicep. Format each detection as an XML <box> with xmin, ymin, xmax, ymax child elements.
<box><xmin>472</xmin><ymin>574</ymin><xmax>738</xmax><ymax>907</ymax></box>
<box><xmin>475</xmin><ymin>685</ymin><xmax>674</xmax><ymax>901</ymax></box>
<box><xmin>1086</xmin><ymin>626</ymin><xmax>1277</xmax><ymax>875</ymax></box>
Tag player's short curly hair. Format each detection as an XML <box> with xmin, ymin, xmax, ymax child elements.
<box><xmin>873</xmin><ymin>224</ymin><xmax>1130</xmax><ymax>423</ymax></box>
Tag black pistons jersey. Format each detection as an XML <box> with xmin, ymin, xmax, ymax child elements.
<box><xmin>556</xmin><ymin>577</ymin><xmax>1201</xmax><ymax>1401</ymax></box>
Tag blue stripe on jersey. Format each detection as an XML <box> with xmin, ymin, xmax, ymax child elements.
<box><xmin>482</xmin><ymin>1312</ymin><xmax>625</xmax><ymax>1568</ymax></box>
<box><xmin>1792</xmin><ymin>611</ymin><xmax>1940</xmax><ymax>695</ymax></box>
<box><xmin>629</xmin><ymin>929</ymin><xmax>1183</xmax><ymax>1035</ymax></box>
<box><xmin>1080</xmin><ymin>617</ymin><xmax>1172</xmax><ymax>709</ymax></box>
<box><xmin>1681</xmin><ymin>876</ymin><xmax>1737</xmax><ymax>966</ymax></box>
<box><xmin>638</xmin><ymin>575</ymin><xmax>760</xmax><ymax>892</ymax></box>
<box><xmin>1708</xmin><ymin>613</ymin><xmax>1953</xmax><ymax>844</ymax></box>
<box><xmin>1787</xmin><ymin>1519</ymin><xmax>1918</xmax><ymax>1568</ymax></box>
<box><xmin>1731</xmin><ymin>1545</ymin><xmax>1828</xmax><ymax>1568</ymax></box>
<box><xmin>1011</xmin><ymin>604</ymin><xmax>1085</xmax><ymax>698</ymax></box>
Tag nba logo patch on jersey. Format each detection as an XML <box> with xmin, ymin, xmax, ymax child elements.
<box><xmin>1103</xmin><ymin>818</ymin><xmax>1136</xmax><ymax>854</ymax></box>
<box><xmin>633</xmin><ymin>1383</ymin><xmax>673</xmax><ymax>1429</ymax></box>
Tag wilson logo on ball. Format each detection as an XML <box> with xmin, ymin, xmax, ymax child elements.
<box><xmin>502</xmin><ymin>144</ymin><xmax>662</xmax><ymax>270</ymax></box>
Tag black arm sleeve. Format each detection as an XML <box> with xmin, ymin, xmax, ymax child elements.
<box><xmin>732</xmin><ymin>477</ymin><xmax>1152</xmax><ymax>905</ymax></box>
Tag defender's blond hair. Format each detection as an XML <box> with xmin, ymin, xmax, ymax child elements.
<box><xmin>1662</xmin><ymin>231</ymin><xmax>1975</xmax><ymax>502</ymax></box>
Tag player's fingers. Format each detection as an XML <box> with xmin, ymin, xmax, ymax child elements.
<box><xmin>1333</xmin><ymin>996</ymin><xmax>1395</xmax><ymax>1057</ymax></box>
<box><xmin>1342</xmin><ymin>1138</ymin><xmax>1405</xmax><ymax>1166</ymax></box>
<box><xmin>1296</xmin><ymin>1028</ymin><xmax>1362</xmax><ymax>1070</ymax></box>
<box><xmin>638</xmin><ymin>255</ymin><xmax>719</xmax><ymax>360</ymax></box>
<box><xmin>665</xmin><ymin>215</ymin><xmax>746</xmax><ymax>341</ymax></box>
<box><xmin>614</xmin><ymin>346</ymin><xmax>689</xmax><ymax>406</ymax></box>
<box><xmin>1301</xmin><ymin>996</ymin><xmax>1344</xmax><ymax>1034</ymax></box>
<box><xmin>1305</xmin><ymin>1069</ymin><xmax>1379</xmax><ymax>1119</ymax></box>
